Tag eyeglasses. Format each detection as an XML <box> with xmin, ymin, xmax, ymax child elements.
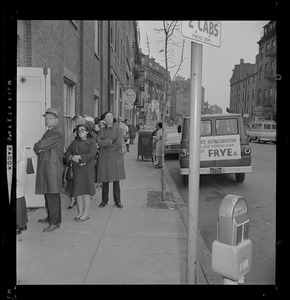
<box><xmin>78</xmin><ymin>129</ymin><xmax>86</xmax><ymax>133</ymax></box>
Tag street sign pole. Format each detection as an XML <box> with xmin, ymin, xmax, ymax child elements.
<box><xmin>186</xmin><ymin>41</ymin><xmax>203</xmax><ymax>284</ymax></box>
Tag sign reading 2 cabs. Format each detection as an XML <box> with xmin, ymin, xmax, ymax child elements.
<box><xmin>181</xmin><ymin>21</ymin><xmax>222</xmax><ymax>48</ymax></box>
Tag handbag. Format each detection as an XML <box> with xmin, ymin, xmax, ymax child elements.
<box><xmin>63</xmin><ymin>154</ymin><xmax>70</xmax><ymax>166</ymax></box>
<box><xmin>26</xmin><ymin>157</ymin><xmax>34</xmax><ymax>174</ymax></box>
<box><xmin>66</xmin><ymin>163</ymin><xmax>73</xmax><ymax>181</ymax></box>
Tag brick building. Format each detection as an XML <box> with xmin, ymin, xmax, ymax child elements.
<box><xmin>256</xmin><ymin>21</ymin><xmax>277</xmax><ymax>121</ymax></box>
<box><xmin>229</xmin><ymin>21</ymin><xmax>276</xmax><ymax>122</ymax></box>
<box><xmin>108</xmin><ymin>21</ymin><xmax>140</xmax><ymax>121</ymax></box>
<box><xmin>229</xmin><ymin>59</ymin><xmax>257</xmax><ymax>122</ymax></box>
<box><xmin>137</xmin><ymin>52</ymin><xmax>170</xmax><ymax>124</ymax></box>
<box><xmin>17</xmin><ymin>20</ymin><xmax>140</xmax><ymax>145</ymax></box>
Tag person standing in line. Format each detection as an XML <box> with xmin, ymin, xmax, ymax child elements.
<box><xmin>65</xmin><ymin>115</ymin><xmax>86</xmax><ymax>209</ymax></box>
<box><xmin>34</xmin><ymin>108</ymin><xmax>64</xmax><ymax>233</ymax></box>
<box><xmin>64</xmin><ymin>123</ymin><xmax>97</xmax><ymax>222</ymax></box>
<box><xmin>152</xmin><ymin>122</ymin><xmax>158</xmax><ymax>165</ymax></box>
<box><xmin>129</xmin><ymin>121</ymin><xmax>137</xmax><ymax>145</ymax></box>
<box><xmin>85</xmin><ymin>116</ymin><xmax>98</xmax><ymax>142</ymax></box>
<box><xmin>153</xmin><ymin>122</ymin><xmax>163</xmax><ymax>168</ymax></box>
<box><xmin>124</xmin><ymin>119</ymin><xmax>130</xmax><ymax>152</ymax></box>
<box><xmin>16</xmin><ymin>128</ymin><xmax>28</xmax><ymax>235</ymax></box>
<box><xmin>94</xmin><ymin>120</ymin><xmax>106</xmax><ymax>188</ymax></box>
<box><xmin>116</xmin><ymin>117</ymin><xmax>127</xmax><ymax>153</ymax></box>
<box><xmin>97</xmin><ymin>112</ymin><xmax>126</xmax><ymax>208</ymax></box>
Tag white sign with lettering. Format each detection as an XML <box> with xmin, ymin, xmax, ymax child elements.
<box><xmin>200</xmin><ymin>135</ymin><xmax>241</xmax><ymax>161</ymax></box>
<box><xmin>181</xmin><ymin>21</ymin><xmax>222</xmax><ymax>48</ymax></box>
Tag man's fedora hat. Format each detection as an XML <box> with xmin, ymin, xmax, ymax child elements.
<box><xmin>42</xmin><ymin>108</ymin><xmax>59</xmax><ymax>118</ymax></box>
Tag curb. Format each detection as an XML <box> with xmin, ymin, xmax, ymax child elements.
<box><xmin>163</xmin><ymin>164</ymin><xmax>223</xmax><ymax>284</ymax></box>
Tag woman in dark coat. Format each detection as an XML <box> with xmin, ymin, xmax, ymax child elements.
<box><xmin>64</xmin><ymin>124</ymin><xmax>97</xmax><ymax>222</ymax></box>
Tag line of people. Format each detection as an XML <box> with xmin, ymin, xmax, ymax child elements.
<box><xmin>17</xmin><ymin>108</ymin><xmax>133</xmax><ymax>234</ymax></box>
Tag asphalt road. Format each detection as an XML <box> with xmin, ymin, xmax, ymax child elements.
<box><xmin>165</xmin><ymin>141</ymin><xmax>276</xmax><ymax>284</ymax></box>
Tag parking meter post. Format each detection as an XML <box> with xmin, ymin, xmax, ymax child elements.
<box><xmin>212</xmin><ymin>195</ymin><xmax>252</xmax><ymax>284</ymax></box>
<box><xmin>186</xmin><ymin>42</ymin><xmax>203</xmax><ymax>284</ymax></box>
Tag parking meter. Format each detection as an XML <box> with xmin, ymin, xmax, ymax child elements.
<box><xmin>217</xmin><ymin>194</ymin><xmax>249</xmax><ymax>246</ymax></box>
<box><xmin>212</xmin><ymin>194</ymin><xmax>252</xmax><ymax>282</ymax></box>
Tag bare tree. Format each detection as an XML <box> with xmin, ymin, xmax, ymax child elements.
<box><xmin>154</xmin><ymin>21</ymin><xmax>186</xmax><ymax>201</ymax></box>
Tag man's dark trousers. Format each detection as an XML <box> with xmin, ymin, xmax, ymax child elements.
<box><xmin>44</xmin><ymin>193</ymin><xmax>61</xmax><ymax>225</ymax></box>
<box><xmin>102</xmin><ymin>181</ymin><xmax>121</xmax><ymax>204</ymax></box>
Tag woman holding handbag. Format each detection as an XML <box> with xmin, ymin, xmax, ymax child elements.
<box><xmin>64</xmin><ymin>115</ymin><xmax>86</xmax><ymax>209</ymax></box>
<box><xmin>64</xmin><ymin>124</ymin><xmax>98</xmax><ymax>222</ymax></box>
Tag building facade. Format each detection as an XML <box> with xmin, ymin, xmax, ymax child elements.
<box><xmin>17</xmin><ymin>20</ymin><xmax>140</xmax><ymax>145</ymax></box>
<box><xmin>137</xmin><ymin>52</ymin><xmax>170</xmax><ymax>124</ymax></box>
<box><xmin>229</xmin><ymin>59</ymin><xmax>257</xmax><ymax>122</ymax></box>
<box><xmin>229</xmin><ymin>21</ymin><xmax>276</xmax><ymax>122</ymax></box>
<box><xmin>108</xmin><ymin>21</ymin><xmax>140</xmax><ymax>122</ymax></box>
<box><xmin>256</xmin><ymin>21</ymin><xmax>277</xmax><ymax>121</ymax></box>
<box><xmin>170</xmin><ymin>76</ymin><xmax>206</xmax><ymax>124</ymax></box>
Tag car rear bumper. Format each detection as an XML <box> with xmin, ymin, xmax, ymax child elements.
<box><xmin>165</xmin><ymin>149</ymin><xmax>180</xmax><ymax>155</ymax></box>
<box><xmin>180</xmin><ymin>165</ymin><xmax>252</xmax><ymax>175</ymax></box>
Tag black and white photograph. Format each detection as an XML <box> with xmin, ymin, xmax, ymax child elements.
<box><xmin>2</xmin><ymin>6</ymin><xmax>288</xmax><ymax>297</ymax></box>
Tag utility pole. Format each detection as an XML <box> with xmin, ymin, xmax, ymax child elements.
<box><xmin>186</xmin><ymin>42</ymin><xmax>203</xmax><ymax>284</ymax></box>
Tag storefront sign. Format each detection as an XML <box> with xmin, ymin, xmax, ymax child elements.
<box><xmin>124</xmin><ymin>89</ymin><xmax>136</xmax><ymax>105</ymax></box>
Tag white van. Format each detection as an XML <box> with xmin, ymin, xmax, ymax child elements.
<box><xmin>246</xmin><ymin>120</ymin><xmax>276</xmax><ymax>144</ymax></box>
<box><xmin>179</xmin><ymin>114</ymin><xmax>252</xmax><ymax>183</ymax></box>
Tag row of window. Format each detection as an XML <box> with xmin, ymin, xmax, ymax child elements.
<box><xmin>109</xmin><ymin>21</ymin><xmax>134</xmax><ymax>74</ymax></box>
<box><xmin>233</xmin><ymin>60</ymin><xmax>275</xmax><ymax>91</ymax></box>
<box><xmin>259</xmin><ymin>60</ymin><xmax>275</xmax><ymax>80</ymax></box>
<box><xmin>236</xmin><ymin>85</ymin><xmax>275</xmax><ymax>103</ymax></box>
<box><xmin>238</xmin><ymin>87</ymin><xmax>276</xmax><ymax>103</ymax></box>
<box><xmin>200</xmin><ymin>119</ymin><xmax>238</xmax><ymax>136</ymax></box>
<box><xmin>260</xmin><ymin>38</ymin><xmax>276</xmax><ymax>59</ymax></box>
<box><xmin>94</xmin><ymin>21</ymin><xmax>134</xmax><ymax>76</ymax></box>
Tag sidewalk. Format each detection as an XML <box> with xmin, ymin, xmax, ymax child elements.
<box><xmin>16</xmin><ymin>134</ymin><xmax>222</xmax><ymax>285</ymax></box>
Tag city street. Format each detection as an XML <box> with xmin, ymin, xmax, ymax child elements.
<box><xmin>165</xmin><ymin>141</ymin><xmax>276</xmax><ymax>284</ymax></box>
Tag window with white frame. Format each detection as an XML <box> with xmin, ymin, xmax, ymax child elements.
<box><xmin>63</xmin><ymin>80</ymin><xmax>75</xmax><ymax>148</ymax></box>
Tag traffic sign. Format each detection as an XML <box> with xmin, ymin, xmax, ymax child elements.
<box><xmin>181</xmin><ymin>21</ymin><xmax>222</xmax><ymax>48</ymax></box>
<box><xmin>124</xmin><ymin>89</ymin><xmax>136</xmax><ymax>105</ymax></box>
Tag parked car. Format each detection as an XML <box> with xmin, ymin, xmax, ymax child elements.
<box><xmin>164</xmin><ymin>128</ymin><xmax>181</xmax><ymax>158</ymax></box>
<box><xmin>179</xmin><ymin>113</ymin><xmax>252</xmax><ymax>183</ymax></box>
<box><xmin>246</xmin><ymin>120</ymin><xmax>276</xmax><ymax>144</ymax></box>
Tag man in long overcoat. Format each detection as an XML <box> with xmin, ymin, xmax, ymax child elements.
<box><xmin>97</xmin><ymin>112</ymin><xmax>126</xmax><ymax>208</ymax></box>
<box><xmin>34</xmin><ymin>108</ymin><xmax>64</xmax><ymax>232</ymax></box>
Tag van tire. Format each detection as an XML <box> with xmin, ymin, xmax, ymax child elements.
<box><xmin>235</xmin><ymin>173</ymin><xmax>245</xmax><ymax>183</ymax></box>
<box><xmin>182</xmin><ymin>175</ymin><xmax>188</xmax><ymax>184</ymax></box>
